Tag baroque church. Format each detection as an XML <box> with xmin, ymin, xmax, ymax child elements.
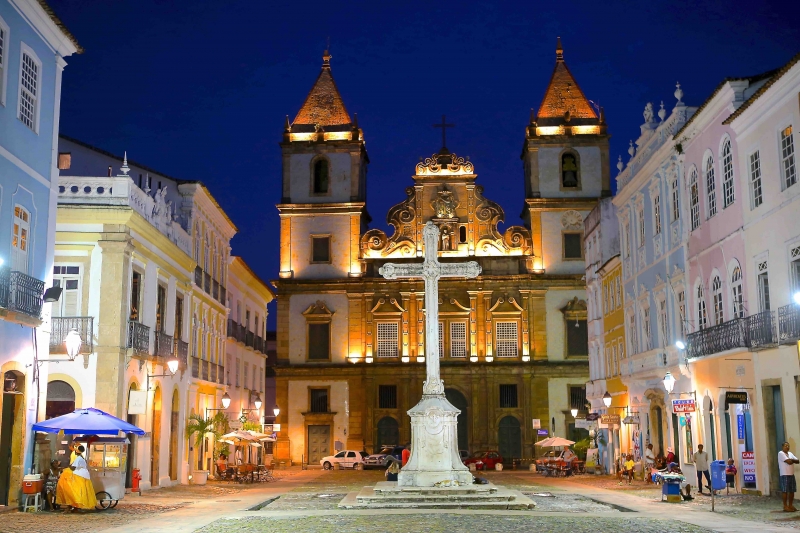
<box><xmin>273</xmin><ymin>40</ymin><xmax>610</xmax><ymax>465</ymax></box>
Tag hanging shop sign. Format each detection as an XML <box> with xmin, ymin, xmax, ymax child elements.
<box><xmin>725</xmin><ymin>391</ymin><xmax>749</xmax><ymax>405</ymax></box>
<box><xmin>622</xmin><ymin>415</ymin><xmax>639</xmax><ymax>425</ymax></box>
<box><xmin>586</xmin><ymin>413</ymin><xmax>601</xmax><ymax>421</ymax></box>
<box><xmin>601</xmin><ymin>414</ymin><xmax>621</xmax><ymax>426</ymax></box>
<box><xmin>575</xmin><ymin>419</ymin><xmax>592</xmax><ymax>429</ymax></box>
<box><xmin>737</xmin><ymin>415</ymin><xmax>745</xmax><ymax>440</ymax></box>
<box><xmin>672</xmin><ymin>398</ymin><xmax>696</xmax><ymax>413</ymax></box>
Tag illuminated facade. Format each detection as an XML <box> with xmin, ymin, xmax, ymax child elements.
<box><xmin>274</xmin><ymin>42</ymin><xmax>605</xmax><ymax>464</ymax></box>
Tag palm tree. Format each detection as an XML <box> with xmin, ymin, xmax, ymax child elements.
<box><xmin>187</xmin><ymin>414</ymin><xmax>215</xmax><ymax>470</ymax></box>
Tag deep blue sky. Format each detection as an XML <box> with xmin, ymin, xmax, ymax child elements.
<box><xmin>52</xmin><ymin>1</ymin><xmax>799</xmax><ymax>328</ymax></box>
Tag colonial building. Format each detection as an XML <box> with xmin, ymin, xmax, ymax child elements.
<box><xmin>0</xmin><ymin>0</ymin><xmax>80</xmax><ymax>507</ymax></box>
<box><xmin>274</xmin><ymin>41</ymin><xmax>602</xmax><ymax>465</ymax></box>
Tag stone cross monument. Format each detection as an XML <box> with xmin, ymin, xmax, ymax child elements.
<box><xmin>379</xmin><ymin>222</ymin><xmax>480</xmax><ymax>486</ymax></box>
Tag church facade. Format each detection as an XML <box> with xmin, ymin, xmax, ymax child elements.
<box><xmin>273</xmin><ymin>41</ymin><xmax>608</xmax><ymax>465</ymax></box>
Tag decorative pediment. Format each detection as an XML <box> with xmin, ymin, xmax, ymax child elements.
<box><xmin>302</xmin><ymin>301</ymin><xmax>334</xmax><ymax>321</ymax></box>
<box><xmin>438</xmin><ymin>295</ymin><xmax>471</xmax><ymax>315</ymax></box>
<box><xmin>416</xmin><ymin>152</ymin><xmax>474</xmax><ymax>176</ymax></box>
<box><xmin>370</xmin><ymin>296</ymin><xmax>405</xmax><ymax>315</ymax></box>
<box><xmin>489</xmin><ymin>294</ymin><xmax>525</xmax><ymax>315</ymax></box>
<box><xmin>560</xmin><ymin>296</ymin><xmax>587</xmax><ymax>319</ymax></box>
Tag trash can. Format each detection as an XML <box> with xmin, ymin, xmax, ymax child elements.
<box><xmin>711</xmin><ymin>460</ymin><xmax>727</xmax><ymax>491</ymax></box>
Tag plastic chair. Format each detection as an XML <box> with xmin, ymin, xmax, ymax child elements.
<box><xmin>22</xmin><ymin>493</ymin><xmax>43</xmax><ymax>512</ymax></box>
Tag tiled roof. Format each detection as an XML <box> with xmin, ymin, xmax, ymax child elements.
<box><xmin>722</xmin><ymin>52</ymin><xmax>800</xmax><ymax>125</ymax></box>
<box><xmin>292</xmin><ymin>53</ymin><xmax>352</xmax><ymax>127</ymax></box>
<box><xmin>37</xmin><ymin>0</ymin><xmax>83</xmax><ymax>53</ymax></box>
<box><xmin>537</xmin><ymin>39</ymin><xmax>597</xmax><ymax>121</ymax></box>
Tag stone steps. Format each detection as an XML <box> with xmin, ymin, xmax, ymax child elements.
<box><xmin>340</xmin><ymin>482</ymin><xmax>536</xmax><ymax>510</ymax></box>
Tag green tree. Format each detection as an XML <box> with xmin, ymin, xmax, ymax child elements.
<box><xmin>187</xmin><ymin>413</ymin><xmax>229</xmax><ymax>470</ymax></box>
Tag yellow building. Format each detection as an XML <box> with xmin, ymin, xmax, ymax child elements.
<box><xmin>274</xmin><ymin>42</ymin><xmax>606</xmax><ymax>465</ymax></box>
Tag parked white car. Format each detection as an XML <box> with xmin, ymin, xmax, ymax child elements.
<box><xmin>320</xmin><ymin>450</ymin><xmax>368</xmax><ymax>470</ymax></box>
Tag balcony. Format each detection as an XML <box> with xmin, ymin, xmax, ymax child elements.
<box><xmin>779</xmin><ymin>304</ymin><xmax>800</xmax><ymax>344</ymax></box>
<box><xmin>210</xmin><ymin>363</ymin><xmax>217</xmax><ymax>383</ymax></box>
<box><xmin>194</xmin><ymin>266</ymin><xmax>203</xmax><ymax>287</ymax></box>
<box><xmin>746</xmin><ymin>310</ymin><xmax>778</xmax><ymax>350</ymax></box>
<box><xmin>50</xmin><ymin>317</ymin><xmax>94</xmax><ymax>354</ymax></box>
<box><xmin>176</xmin><ymin>339</ymin><xmax>189</xmax><ymax>369</ymax></box>
<box><xmin>155</xmin><ymin>331</ymin><xmax>174</xmax><ymax>358</ymax></box>
<box><xmin>686</xmin><ymin>318</ymin><xmax>747</xmax><ymax>359</ymax></box>
<box><xmin>191</xmin><ymin>356</ymin><xmax>199</xmax><ymax>378</ymax></box>
<box><xmin>127</xmin><ymin>321</ymin><xmax>150</xmax><ymax>354</ymax></box>
<box><xmin>245</xmin><ymin>331</ymin><xmax>255</xmax><ymax>349</ymax></box>
<box><xmin>219</xmin><ymin>286</ymin><xmax>226</xmax><ymax>305</ymax></box>
<box><xmin>218</xmin><ymin>364</ymin><xmax>225</xmax><ymax>385</ymax></box>
<box><xmin>0</xmin><ymin>268</ymin><xmax>45</xmax><ymax>319</ymax></box>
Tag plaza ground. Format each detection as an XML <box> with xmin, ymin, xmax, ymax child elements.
<box><xmin>4</xmin><ymin>468</ymin><xmax>800</xmax><ymax>532</ymax></box>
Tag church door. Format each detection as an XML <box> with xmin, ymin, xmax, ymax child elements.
<box><xmin>376</xmin><ymin>417</ymin><xmax>400</xmax><ymax>450</ymax></box>
<box><xmin>498</xmin><ymin>416</ymin><xmax>521</xmax><ymax>462</ymax></box>
<box><xmin>307</xmin><ymin>425</ymin><xmax>330</xmax><ymax>464</ymax></box>
<box><xmin>445</xmin><ymin>388</ymin><xmax>469</xmax><ymax>452</ymax></box>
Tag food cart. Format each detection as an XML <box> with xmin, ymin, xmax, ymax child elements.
<box><xmin>76</xmin><ymin>436</ymin><xmax>129</xmax><ymax>509</ymax></box>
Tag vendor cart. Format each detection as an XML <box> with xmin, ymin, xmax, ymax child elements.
<box><xmin>77</xmin><ymin>436</ymin><xmax>129</xmax><ymax>509</ymax></box>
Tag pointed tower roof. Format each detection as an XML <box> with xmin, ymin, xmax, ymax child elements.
<box><xmin>292</xmin><ymin>51</ymin><xmax>352</xmax><ymax>128</ymax></box>
<box><xmin>536</xmin><ymin>37</ymin><xmax>598</xmax><ymax>124</ymax></box>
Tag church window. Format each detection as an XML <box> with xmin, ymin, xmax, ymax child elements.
<box><xmin>450</xmin><ymin>322</ymin><xmax>467</xmax><ymax>358</ymax></box>
<box><xmin>495</xmin><ymin>322</ymin><xmax>518</xmax><ymax>358</ymax></box>
<box><xmin>378</xmin><ymin>385</ymin><xmax>397</xmax><ymax>409</ymax></box>
<box><xmin>706</xmin><ymin>155</ymin><xmax>717</xmax><ymax>218</ymax></box>
<box><xmin>721</xmin><ymin>139</ymin><xmax>735</xmax><ymax>208</ymax></box>
<box><xmin>311</xmin><ymin>235</ymin><xmax>331</xmax><ymax>263</ymax></box>
<box><xmin>459</xmin><ymin>225</ymin><xmax>467</xmax><ymax>244</ymax></box>
<box><xmin>690</xmin><ymin>168</ymin><xmax>700</xmax><ymax>230</ymax></box>
<box><xmin>566</xmin><ymin>318</ymin><xmax>588</xmax><ymax>356</ymax></box>
<box><xmin>499</xmin><ymin>385</ymin><xmax>518</xmax><ymax>408</ymax></box>
<box><xmin>309</xmin><ymin>388</ymin><xmax>328</xmax><ymax>413</ymax></box>
<box><xmin>781</xmin><ymin>126</ymin><xmax>796</xmax><ymax>189</ymax></box>
<box><xmin>712</xmin><ymin>275</ymin><xmax>723</xmax><ymax>325</ymax></box>
<box><xmin>312</xmin><ymin>159</ymin><xmax>329</xmax><ymax>194</ymax></box>
<box><xmin>563</xmin><ymin>232</ymin><xmax>583</xmax><ymax>259</ymax></box>
<box><xmin>438</xmin><ymin>321</ymin><xmax>444</xmax><ymax>358</ymax></box>
<box><xmin>376</xmin><ymin>322</ymin><xmax>399</xmax><ymax>358</ymax></box>
<box><xmin>561</xmin><ymin>152</ymin><xmax>579</xmax><ymax>188</ymax></box>
<box><xmin>308</xmin><ymin>323</ymin><xmax>330</xmax><ymax>360</ymax></box>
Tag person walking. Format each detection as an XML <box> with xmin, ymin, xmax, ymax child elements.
<box><xmin>693</xmin><ymin>444</ymin><xmax>711</xmax><ymax>494</ymax></box>
<box><xmin>779</xmin><ymin>441</ymin><xmax>799</xmax><ymax>512</ymax></box>
<box><xmin>644</xmin><ymin>444</ymin><xmax>655</xmax><ymax>483</ymax></box>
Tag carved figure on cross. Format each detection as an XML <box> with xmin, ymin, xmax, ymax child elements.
<box><xmin>379</xmin><ymin>222</ymin><xmax>480</xmax><ymax>396</ymax></box>
<box><xmin>433</xmin><ymin>115</ymin><xmax>455</xmax><ymax>150</ymax></box>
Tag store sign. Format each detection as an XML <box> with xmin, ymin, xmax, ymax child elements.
<box><xmin>672</xmin><ymin>399</ymin><xmax>696</xmax><ymax>413</ymax></box>
<box><xmin>532</xmin><ymin>419</ymin><xmax>541</xmax><ymax>429</ymax></box>
<box><xmin>725</xmin><ymin>391</ymin><xmax>749</xmax><ymax>405</ymax></box>
<box><xmin>575</xmin><ymin>419</ymin><xmax>591</xmax><ymax>429</ymax></box>
<box><xmin>742</xmin><ymin>451</ymin><xmax>756</xmax><ymax>484</ymax></box>
<box><xmin>128</xmin><ymin>390</ymin><xmax>147</xmax><ymax>415</ymax></box>
<box><xmin>601</xmin><ymin>414</ymin><xmax>621</xmax><ymax>426</ymax></box>
<box><xmin>537</xmin><ymin>429</ymin><xmax>549</xmax><ymax>436</ymax></box>
<box><xmin>737</xmin><ymin>415</ymin><xmax>745</xmax><ymax>440</ymax></box>
<box><xmin>586</xmin><ymin>413</ymin><xmax>601</xmax><ymax>421</ymax></box>
<box><xmin>623</xmin><ymin>415</ymin><xmax>639</xmax><ymax>425</ymax></box>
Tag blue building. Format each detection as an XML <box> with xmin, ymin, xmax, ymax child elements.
<box><xmin>0</xmin><ymin>0</ymin><xmax>80</xmax><ymax>507</ymax></box>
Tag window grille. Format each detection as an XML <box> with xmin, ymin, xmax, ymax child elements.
<box><xmin>499</xmin><ymin>384</ymin><xmax>518</xmax><ymax>408</ymax></box>
<box><xmin>310</xmin><ymin>389</ymin><xmax>328</xmax><ymax>413</ymax></box>
<box><xmin>671</xmin><ymin>178</ymin><xmax>680</xmax><ymax>221</ymax></box>
<box><xmin>706</xmin><ymin>156</ymin><xmax>717</xmax><ymax>217</ymax></box>
<box><xmin>19</xmin><ymin>53</ymin><xmax>37</xmax><ymax>130</ymax></box>
<box><xmin>376</xmin><ymin>322</ymin><xmax>399</xmax><ymax>358</ymax></box>
<box><xmin>378</xmin><ymin>385</ymin><xmax>397</xmax><ymax>409</ymax></box>
<box><xmin>653</xmin><ymin>195</ymin><xmax>662</xmax><ymax>235</ymax></box>
<box><xmin>569</xmin><ymin>386</ymin><xmax>587</xmax><ymax>411</ymax></box>
<box><xmin>750</xmin><ymin>151</ymin><xmax>763</xmax><ymax>208</ymax></box>
<box><xmin>450</xmin><ymin>322</ymin><xmax>467</xmax><ymax>358</ymax></box>
<box><xmin>495</xmin><ymin>322</ymin><xmax>518</xmax><ymax>357</ymax></box>
<box><xmin>782</xmin><ymin>126</ymin><xmax>796</xmax><ymax>189</ymax></box>
<box><xmin>722</xmin><ymin>140</ymin><xmax>735</xmax><ymax>207</ymax></box>
<box><xmin>438</xmin><ymin>321</ymin><xmax>444</xmax><ymax>357</ymax></box>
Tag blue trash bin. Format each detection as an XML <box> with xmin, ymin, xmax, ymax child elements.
<box><xmin>711</xmin><ymin>460</ymin><xmax>727</xmax><ymax>491</ymax></box>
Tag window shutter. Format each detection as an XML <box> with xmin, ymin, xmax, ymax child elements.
<box><xmin>63</xmin><ymin>279</ymin><xmax>79</xmax><ymax>316</ymax></box>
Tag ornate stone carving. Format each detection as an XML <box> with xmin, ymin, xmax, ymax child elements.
<box><xmin>475</xmin><ymin>186</ymin><xmax>532</xmax><ymax>255</ymax></box>
<box><xmin>561</xmin><ymin>210</ymin><xmax>583</xmax><ymax>230</ymax></box>
<box><xmin>416</xmin><ymin>152</ymin><xmax>474</xmax><ymax>175</ymax></box>
<box><xmin>361</xmin><ymin>187</ymin><xmax>416</xmax><ymax>257</ymax></box>
<box><xmin>431</xmin><ymin>188</ymin><xmax>458</xmax><ymax>219</ymax></box>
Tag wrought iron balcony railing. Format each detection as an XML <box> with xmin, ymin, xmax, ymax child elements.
<box><xmin>50</xmin><ymin>317</ymin><xmax>94</xmax><ymax>354</ymax></box>
<box><xmin>218</xmin><ymin>364</ymin><xmax>225</xmax><ymax>384</ymax></box>
<box><xmin>245</xmin><ymin>331</ymin><xmax>255</xmax><ymax>349</ymax></box>
<box><xmin>209</xmin><ymin>362</ymin><xmax>217</xmax><ymax>384</ymax></box>
<box><xmin>219</xmin><ymin>286</ymin><xmax>226</xmax><ymax>305</ymax></box>
<box><xmin>0</xmin><ymin>266</ymin><xmax>9</xmax><ymax>308</ymax></box>
<box><xmin>127</xmin><ymin>321</ymin><xmax>150</xmax><ymax>354</ymax></box>
<box><xmin>202</xmin><ymin>359</ymin><xmax>209</xmax><ymax>381</ymax></box>
<box><xmin>686</xmin><ymin>317</ymin><xmax>748</xmax><ymax>358</ymax></box>
<box><xmin>191</xmin><ymin>356</ymin><xmax>199</xmax><ymax>378</ymax></box>
<box><xmin>779</xmin><ymin>304</ymin><xmax>800</xmax><ymax>344</ymax></box>
<box><xmin>203</xmin><ymin>272</ymin><xmax>211</xmax><ymax>294</ymax></box>
<box><xmin>194</xmin><ymin>266</ymin><xmax>203</xmax><ymax>287</ymax></box>
<box><xmin>1</xmin><ymin>270</ymin><xmax>45</xmax><ymax>318</ymax></box>
<box><xmin>155</xmin><ymin>331</ymin><xmax>174</xmax><ymax>358</ymax></box>
<box><xmin>176</xmin><ymin>339</ymin><xmax>189</xmax><ymax>369</ymax></box>
<box><xmin>746</xmin><ymin>310</ymin><xmax>778</xmax><ymax>350</ymax></box>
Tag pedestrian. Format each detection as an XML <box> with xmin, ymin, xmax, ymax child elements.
<box><xmin>725</xmin><ymin>458</ymin><xmax>737</xmax><ymax>495</ymax></box>
<box><xmin>56</xmin><ymin>445</ymin><xmax>97</xmax><ymax>512</ymax></box>
<box><xmin>44</xmin><ymin>460</ymin><xmax>61</xmax><ymax>511</ymax></box>
<box><xmin>402</xmin><ymin>445</ymin><xmax>410</xmax><ymax>467</ymax></box>
<box><xmin>778</xmin><ymin>441</ymin><xmax>799</xmax><ymax>512</ymax></box>
<box><xmin>644</xmin><ymin>444</ymin><xmax>655</xmax><ymax>483</ymax></box>
<box><xmin>666</xmin><ymin>447</ymin><xmax>676</xmax><ymax>465</ymax></box>
<box><xmin>385</xmin><ymin>460</ymin><xmax>400</xmax><ymax>482</ymax></box>
<box><xmin>693</xmin><ymin>444</ymin><xmax>711</xmax><ymax>495</ymax></box>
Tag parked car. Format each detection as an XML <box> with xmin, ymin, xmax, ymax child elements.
<box><xmin>320</xmin><ymin>450</ymin><xmax>368</xmax><ymax>470</ymax></box>
<box><xmin>463</xmin><ymin>450</ymin><xmax>503</xmax><ymax>470</ymax></box>
<box><xmin>364</xmin><ymin>445</ymin><xmax>405</xmax><ymax>469</ymax></box>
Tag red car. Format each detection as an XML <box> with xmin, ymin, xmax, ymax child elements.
<box><xmin>463</xmin><ymin>450</ymin><xmax>503</xmax><ymax>471</ymax></box>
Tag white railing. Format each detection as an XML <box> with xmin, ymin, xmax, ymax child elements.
<box><xmin>58</xmin><ymin>176</ymin><xmax>192</xmax><ymax>255</ymax></box>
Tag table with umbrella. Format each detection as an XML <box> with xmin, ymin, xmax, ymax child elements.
<box><xmin>219</xmin><ymin>431</ymin><xmax>276</xmax><ymax>483</ymax></box>
<box><xmin>32</xmin><ymin>408</ymin><xmax>145</xmax><ymax>509</ymax></box>
<box><xmin>535</xmin><ymin>437</ymin><xmax>581</xmax><ymax>477</ymax></box>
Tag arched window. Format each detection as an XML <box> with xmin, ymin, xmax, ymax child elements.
<box><xmin>697</xmin><ymin>283</ymin><xmax>709</xmax><ymax>330</ymax></box>
<box><xmin>689</xmin><ymin>169</ymin><xmax>700</xmax><ymax>230</ymax></box>
<box><xmin>313</xmin><ymin>159</ymin><xmax>329</xmax><ymax>194</ymax></box>
<box><xmin>731</xmin><ymin>265</ymin><xmax>744</xmax><ymax>318</ymax></box>
<box><xmin>712</xmin><ymin>275</ymin><xmax>723</xmax><ymax>325</ymax></box>
<box><xmin>706</xmin><ymin>155</ymin><xmax>717</xmax><ymax>218</ymax></box>
<box><xmin>721</xmin><ymin>139</ymin><xmax>735</xmax><ymax>207</ymax></box>
<box><xmin>671</xmin><ymin>178</ymin><xmax>680</xmax><ymax>222</ymax></box>
<box><xmin>12</xmin><ymin>205</ymin><xmax>31</xmax><ymax>273</ymax></box>
<box><xmin>561</xmin><ymin>152</ymin><xmax>579</xmax><ymax>188</ymax></box>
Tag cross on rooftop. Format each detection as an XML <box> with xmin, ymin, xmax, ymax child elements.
<box><xmin>433</xmin><ymin>115</ymin><xmax>455</xmax><ymax>150</ymax></box>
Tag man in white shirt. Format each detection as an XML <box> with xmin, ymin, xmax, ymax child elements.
<box><xmin>693</xmin><ymin>444</ymin><xmax>711</xmax><ymax>494</ymax></box>
<box><xmin>644</xmin><ymin>444</ymin><xmax>655</xmax><ymax>483</ymax></box>
<box><xmin>778</xmin><ymin>441</ymin><xmax>799</xmax><ymax>512</ymax></box>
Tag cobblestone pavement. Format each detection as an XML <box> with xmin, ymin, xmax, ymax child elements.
<box><xmin>1</xmin><ymin>502</ymin><xmax>190</xmax><ymax>533</ymax></box>
<box><xmin>195</xmin><ymin>514</ymin><xmax>712</xmax><ymax>533</ymax></box>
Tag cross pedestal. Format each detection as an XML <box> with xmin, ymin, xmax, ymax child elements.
<box><xmin>379</xmin><ymin>222</ymin><xmax>480</xmax><ymax>487</ymax></box>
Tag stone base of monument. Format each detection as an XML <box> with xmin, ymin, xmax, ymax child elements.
<box><xmin>339</xmin><ymin>481</ymin><xmax>535</xmax><ymax>510</ymax></box>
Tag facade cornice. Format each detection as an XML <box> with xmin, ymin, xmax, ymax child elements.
<box><xmin>276</xmin><ymin>202</ymin><xmax>366</xmax><ymax>216</ymax></box>
<box><xmin>525</xmin><ymin>197</ymin><xmax>600</xmax><ymax>210</ymax></box>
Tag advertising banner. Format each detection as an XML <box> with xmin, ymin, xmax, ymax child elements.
<box><xmin>737</xmin><ymin>415</ymin><xmax>745</xmax><ymax>440</ymax></box>
<box><xmin>742</xmin><ymin>451</ymin><xmax>756</xmax><ymax>484</ymax></box>
<box><xmin>672</xmin><ymin>399</ymin><xmax>696</xmax><ymax>413</ymax></box>
<box><xmin>585</xmin><ymin>448</ymin><xmax>599</xmax><ymax>469</ymax></box>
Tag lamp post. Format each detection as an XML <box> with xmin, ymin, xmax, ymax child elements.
<box><xmin>146</xmin><ymin>355</ymin><xmax>180</xmax><ymax>391</ymax></box>
<box><xmin>65</xmin><ymin>329</ymin><xmax>82</xmax><ymax>361</ymax></box>
<box><xmin>663</xmin><ymin>371</ymin><xmax>676</xmax><ymax>394</ymax></box>
<box><xmin>603</xmin><ymin>391</ymin><xmax>612</xmax><ymax>408</ymax></box>
<box><xmin>206</xmin><ymin>392</ymin><xmax>231</xmax><ymax>419</ymax></box>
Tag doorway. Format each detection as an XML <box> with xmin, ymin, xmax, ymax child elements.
<box><xmin>764</xmin><ymin>384</ymin><xmax>785</xmax><ymax>494</ymax></box>
<box><xmin>151</xmin><ymin>386</ymin><xmax>162</xmax><ymax>486</ymax></box>
<box><xmin>46</xmin><ymin>380</ymin><xmax>75</xmax><ymax>419</ymax></box>
<box><xmin>445</xmin><ymin>388</ymin><xmax>469</xmax><ymax>452</ymax></box>
<box><xmin>498</xmin><ymin>416</ymin><xmax>521</xmax><ymax>462</ymax></box>
<box><xmin>126</xmin><ymin>384</ymin><xmax>139</xmax><ymax>489</ymax></box>
<box><xmin>307</xmin><ymin>425</ymin><xmax>330</xmax><ymax>464</ymax></box>
<box><xmin>169</xmin><ymin>390</ymin><xmax>179</xmax><ymax>481</ymax></box>
<box><xmin>1</xmin><ymin>371</ymin><xmax>24</xmax><ymax>506</ymax></box>
<box><xmin>376</xmin><ymin>417</ymin><xmax>400</xmax><ymax>451</ymax></box>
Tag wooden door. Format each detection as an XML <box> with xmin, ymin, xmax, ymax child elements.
<box><xmin>498</xmin><ymin>416</ymin><xmax>521</xmax><ymax>462</ymax></box>
<box><xmin>307</xmin><ymin>425</ymin><xmax>330</xmax><ymax>464</ymax></box>
<box><xmin>151</xmin><ymin>387</ymin><xmax>162</xmax><ymax>486</ymax></box>
<box><xmin>11</xmin><ymin>206</ymin><xmax>30</xmax><ymax>273</ymax></box>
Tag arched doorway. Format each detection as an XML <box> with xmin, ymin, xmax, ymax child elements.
<box><xmin>653</xmin><ymin>406</ymin><xmax>664</xmax><ymax>455</ymax></box>
<box><xmin>498</xmin><ymin>416</ymin><xmax>521</xmax><ymax>461</ymax></box>
<box><xmin>169</xmin><ymin>390</ymin><xmax>179</xmax><ymax>481</ymax></box>
<box><xmin>46</xmin><ymin>380</ymin><xmax>75</xmax><ymax>419</ymax></box>
<box><xmin>126</xmin><ymin>383</ymin><xmax>139</xmax><ymax>489</ymax></box>
<box><xmin>151</xmin><ymin>386</ymin><xmax>162</xmax><ymax>487</ymax></box>
<box><xmin>445</xmin><ymin>388</ymin><xmax>468</xmax><ymax>452</ymax></box>
<box><xmin>376</xmin><ymin>417</ymin><xmax>399</xmax><ymax>450</ymax></box>
<box><xmin>1</xmin><ymin>370</ymin><xmax>25</xmax><ymax>506</ymax></box>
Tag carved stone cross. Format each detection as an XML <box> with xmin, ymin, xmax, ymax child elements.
<box><xmin>432</xmin><ymin>115</ymin><xmax>455</xmax><ymax>150</ymax></box>
<box><xmin>380</xmin><ymin>222</ymin><xmax>481</xmax><ymax>396</ymax></box>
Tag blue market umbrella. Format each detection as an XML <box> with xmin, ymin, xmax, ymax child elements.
<box><xmin>33</xmin><ymin>407</ymin><xmax>145</xmax><ymax>435</ymax></box>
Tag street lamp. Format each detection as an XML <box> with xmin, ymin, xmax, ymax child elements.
<box><xmin>675</xmin><ymin>340</ymin><xmax>686</xmax><ymax>350</ymax></box>
<box><xmin>253</xmin><ymin>394</ymin><xmax>263</xmax><ymax>410</ymax></box>
<box><xmin>221</xmin><ymin>392</ymin><xmax>231</xmax><ymax>410</ymax></box>
<box><xmin>65</xmin><ymin>329</ymin><xmax>82</xmax><ymax>361</ymax></box>
<box><xmin>663</xmin><ymin>371</ymin><xmax>676</xmax><ymax>394</ymax></box>
<box><xmin>603</xmin><ymin>391</ymin><xmax>612</xmax><ymax>408</ymax></box>
<box><xmin>273</xmin><ymin>405</ymin><xmax>280</xmax><ymax>418</ymax></box>
<box><xmin>794</xmin><ymin>292</ymin><xmax>800</xmax><ymax>306</ymax></box>
<box><xmin>570</xmin><ymin>407</ymin><xmax>578</xmax><ymax>418</ymax></box>
<box><xmin>146</xmin><ymin>355</ymin><xmax>180</xmax><ymax>390</ymax></box>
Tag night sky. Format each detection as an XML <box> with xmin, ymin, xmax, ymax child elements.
<box><xmin>52</xmin><ymin>1</ymin><xmax>799</xmax><ymax>328</ymax></box>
